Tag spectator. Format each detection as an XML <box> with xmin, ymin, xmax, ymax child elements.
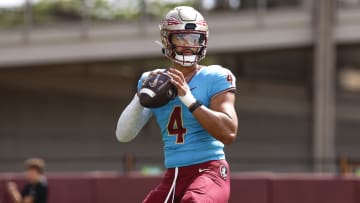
<box><xmin>6</xmin><ymin>158</ymin><xmax>48</xmax><ymax>203</ymax></box>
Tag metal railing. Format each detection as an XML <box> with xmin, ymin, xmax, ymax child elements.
<box><xmin>0</xmin><ymin>0</ymin><xmax>310</xmax><ymax>44</ymax></box>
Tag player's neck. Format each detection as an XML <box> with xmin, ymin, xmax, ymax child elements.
<box><xmin>172</xmin><ymin>63</ymin><xmax>198</xmax><ymax>78</ymax></box>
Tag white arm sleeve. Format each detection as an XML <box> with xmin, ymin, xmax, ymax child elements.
<box><xmin>115</xmin><ymin>94</ymin><xmax>153</xmax><ymax>142</ymax></box>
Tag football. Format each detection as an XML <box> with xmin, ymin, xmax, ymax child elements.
<box><xmin>139</xmin><ymin>73</ymin><xmax>178</xmax><ymax>108</ymax></box>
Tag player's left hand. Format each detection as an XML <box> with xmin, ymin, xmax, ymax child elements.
<box><xmin>167</xmin><ymin>68</ymin><xmax>189</xmax><ymax>96</ymax></box>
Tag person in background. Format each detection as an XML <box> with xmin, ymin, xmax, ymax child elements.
<box><xmin>7</xmin><ymin>158</ymin><xmax>48</xmax><ymax>203</ymax></box>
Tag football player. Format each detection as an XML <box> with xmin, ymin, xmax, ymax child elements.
<box><xmin>116</xmin><ymin>6</ymin><xmax>238</xmax><ymax>203</ymax></box>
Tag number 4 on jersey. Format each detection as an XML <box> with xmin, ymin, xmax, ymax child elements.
<box><xmin>167</xmin><ymin>106</ymin><xmax>187</xmax><ymax>144</ymax></box>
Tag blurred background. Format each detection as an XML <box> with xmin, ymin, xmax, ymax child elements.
<box><xmin>0</xmin><ymin>0</ymin><xmax>360</xmax><ymax>176</ymax></box>
<box><xmin>2</xmin><ymin>1</ymin><xmax>360</xmax><ymax>202</ymax></box>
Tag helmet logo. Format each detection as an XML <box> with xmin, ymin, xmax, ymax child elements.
<box><xmin>196</xmin><ymin>19</ymin><xmax>207</xmax><ymax>27</ymax></box>
<box><xmin>164</xmin><ymin>17</ymin><xmax>182</xmax><ymax>26</ymax></box>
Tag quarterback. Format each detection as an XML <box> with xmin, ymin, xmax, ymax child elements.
<box><xmin>116</xmin><ymin>6</ymin><xmax>238</xmax><ymax>203</ymax></box>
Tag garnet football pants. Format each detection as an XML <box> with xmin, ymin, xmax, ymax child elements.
<box><xmin>143</xmin><ymin>160</ymin><xmax>230</xmax><ymax>203</ymax></box>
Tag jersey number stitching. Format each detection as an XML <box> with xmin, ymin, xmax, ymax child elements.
<box><xmin>167</xmin><ymin>106</ymin><xmax>187</xmax><ymax>144</ymax></box>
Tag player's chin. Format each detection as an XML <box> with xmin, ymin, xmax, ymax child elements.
<box><xmin>182</xmin><ymin>51</ymin><xmax>194</xmax><ymax>55</ymax></box>
<box><xmin>176</xmin><ymin>48</ymin><xmax>196</xmax><ymax>55</ymax></box>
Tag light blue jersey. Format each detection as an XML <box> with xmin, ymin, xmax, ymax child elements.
<box><xmin>137</xmin><ymin>65</ymin><xmax>236</xmax><ymax>168</ymax></box>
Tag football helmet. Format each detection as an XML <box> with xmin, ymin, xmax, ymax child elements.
<box><xmin>159</xmin><ymin>6</ymin><xmax>209</xmax><ymax>67</ymax></box>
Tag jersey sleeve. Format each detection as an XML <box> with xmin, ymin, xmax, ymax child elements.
<box><xmin>208</xmin><ymin>66</ymin><xmax>236</xmax><ymax>98</ymax></box>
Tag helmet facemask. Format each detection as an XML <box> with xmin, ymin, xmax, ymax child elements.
<box><xmin>166</xmin><ymin>30</ymin><xmax>207</xmax><ymax>67</ymax></box>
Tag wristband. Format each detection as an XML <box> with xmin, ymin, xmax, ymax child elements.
<box><xmin>179</xmin><ymin>90</ymin><xmax>196</xmax><ymax>108</ymax></box>
<box><xmin>189</xmin><ymin>100</ymin><xmax>202</xmax><ymax>113</ymax></box>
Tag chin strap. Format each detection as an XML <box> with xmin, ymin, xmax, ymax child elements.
<box><xmin>156</xmin><ymin>40</ymin><xmax>201</xmax><ymax>67</ymax></box>
<box><xmin>174</xmin><ymin>54</ymin><xmax>197</xmax><ymax>67</ymax></box>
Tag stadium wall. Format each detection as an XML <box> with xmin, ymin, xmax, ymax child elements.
<box><xmin>0</xmin><ymin>173</ymin><xmax>359</xmax><ymax>203</ymax></box>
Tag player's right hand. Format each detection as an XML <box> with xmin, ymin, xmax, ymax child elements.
<box><xmin>167</xmin><ymin>68</ymin><xmax>188</xmax><ymax>96</ymax></box>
